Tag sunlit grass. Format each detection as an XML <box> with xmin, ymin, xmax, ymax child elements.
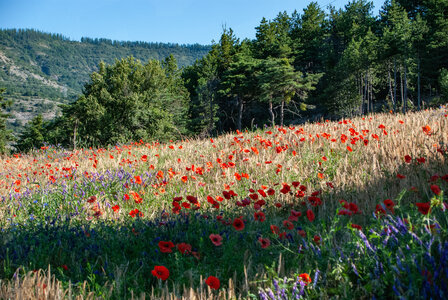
<box><xmin>0</xmin><ymin>108</ymin><xmax>447</xmax><ymax>298</ymax></box>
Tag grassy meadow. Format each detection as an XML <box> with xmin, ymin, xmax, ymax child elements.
<box><xmin>0</xmin><ymin>108</ymin><xmax>447</xmax><ymax>299</ymax></box>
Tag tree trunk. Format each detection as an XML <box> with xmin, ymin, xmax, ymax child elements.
<box><xmin>73</xmin><ymin>119</ymin><xmax>78</xmax><ymax>150</ymax></box>
<box><xmin>237</xmin><ymin>96</ymin><xmax>243</xmax><ymax>131</ymax></box>
<box><xmin>209</xmin><ymin>91</ymin><xmax>214</xmax><ymax>133</ymax></box>
<box><xmin>370</xmin><ymin>76</ymin><xmax>374</xmax><ymax>113</ymax></box>
<box><xmin>359</xmin><ymin>73</ymin><xmax>363</xmax><ymax>114</ymax></box>
<box><xmin>367</xmin><ymin>76</ymin><xmax>373</xmax><ymax>113</ymax></box>
<box><xmin>393</xmin><ymin>58</ymin><xmax>397</xmax><ymax>113</ymax></box>
<box><xmin>388</xmin><ymin>63</ymin><xmax>394</xmax><ymax>112</ymax></box>
<box><xmin>363</xmin><ymin>70</ymin><xmax>368</xmax><ymax>115</ymax></box>
<box><xmin>403</xmin><ymin>64</ymin><xmax>407</xmax><ymax>114</ymax></box>
<box><xmin>400</xmin><ymin>65</ymin><xmax>404</xmax><ymax>112</ymax></box>
<box><xmin>280</xmin><ymin>100</ymin><xmax>285</xmax><ymax>127</ymax></box>
<box><xmin>269</xmin><ymin>101</ymin><xmax>275</xmax><ymax>127</ymax></box>
<box><xmin>417</xmin><ymin>56</ymin><xmax>421</xmax><ymax>111</ymax></box>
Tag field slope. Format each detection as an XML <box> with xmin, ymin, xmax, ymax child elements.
<box><xmin>0</xmin><ymin>108</ymin><xmax>447</xmax><ymax>299</ymax></box>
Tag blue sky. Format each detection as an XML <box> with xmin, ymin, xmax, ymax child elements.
<box><xmin>0</xmin><ymin>0</ymin><xmax>385</xmax><ymax>45</ymax></box>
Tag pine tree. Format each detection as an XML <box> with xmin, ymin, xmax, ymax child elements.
<box><xmin>381</xmin><ymin>0</ymin><xmax>413</xmax><ymax>113</ymax></box>
<box><xmin>258</xmin><ymin>58</ymin><xmax>321</xmax><ymax>126</ymax></box>
<box><xmin>14</xmin><ymin>114</ymin><xmax>45</xmax><ymax>152</ymax></box>
<box><xmin>220</xmin><ymin>43</ymin><xmax>259</xmax><ymax>130</ymax></box>
<box><xmin>290</xmin><ymin>2</ymin><xmax>328</xmax><ymax>74</ymax></box>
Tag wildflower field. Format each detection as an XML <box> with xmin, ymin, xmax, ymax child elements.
<box><xmin>1</xmin><ymin>108</ymin><xmax>447</xmax><ymax>299</ymax></box>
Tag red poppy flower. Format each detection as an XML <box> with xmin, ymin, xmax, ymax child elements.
<box><xmin>151</xmin><ymin>265</ymin><xmax>169</xmax><ymax>281</ymax></box>
<box><xmin>422</xmin><ymin>125</ymin><xmax>432</xmax><ymax>135</ymax></box>
<box><xmin>234</xmin><ymin>172</ymin><xmax>242</xmax><ymax>181</ymax></box>
<box><xmin>247</xmin><ymin>194</ymin><xmax>258</xmax><ymax>202</ymax></box>
<box><xmin>287</xmin><ymin>215</ymin><xmax>297</xmax><ymax>223</ymax></box>
<box><xmin>351</xmin><ymin>223</ymin><xmax>362</xmax><ymax>231</ymax></box>
<box><xmin>267</xmin><ymin>188</ymin><xmax>275</xmax><ymax>196</ymax></box>
<box><xmin>417</xmin><ymin>157</ymin><xmax>426</xmax><ymax>164</ymax></box>
<box><xmin>205</xmin><ymin>276</ymin><xmax>220</xmax><ymax>290</ymax></box>
<box><xmin>338</xmin><ymin>209</ymin><xmax>352</xmax><ymax>216</ymax></box>
<box><xmin>383</xmin><ymin>199</ymin><xmax>395</xmax><ymax>213</ymax></box>
<box><xmin>130</xmin><ymin>191</ymin><xmax>142</xmax><ymax>204</ymax></box>
<box><xmin>397</xmin><ymin>173</ymin><xmax>406</xmax><ymax>179</ymax></box>
<box><xmin>299</xmin><ymin>273</ymin><xmax>312</xmax><ymax>285</ymax></box>
<box><xmin>233</xmin><ymin>218</ymin><xmax>245</xmax><ymax>231</ymax></box>
<box><xmin>348</xmin><ymin>202</ymin><xmax>359</xmax><ymax>214</ymax></box>
<box><xmin>255</xmin><ymin>199</ymin><xmax>266</xmax><ymax>208</ymax></box>
<box><xmin>87</xmin><ymin>195</ymin><xmax>97</xmax><ymax>203</ymax></box>
<box><xmin>298</xmin><ymin>229</ymin><xmax>306</xmax><ymax>238</ymax></box>
<box><xmin>223</xmin><ymin>191</ymin><xmax>231</xmax><ymax>200</ymax></box>
<box><xmin>177</xmin><ymin>243</ymin><xmax>192</xmax><ymax>255</ymax></box>
<box><xmin>313</xmin><ymin>235</ymin><xmax>321</xmax><ymax>245</ymax></box>
<box><xmin>375</xmin><ymin>204</ymin><xmax>386</xmax><ymax>217</ymax></box>
<box><xmin>306</xmin><ymin>209</ymin><xmax>315</xmax><ymax>222</ymax></box>
<box><xmin>158</xmin><ymin>241</ymin><xmax>175</xmax><ymax>253</ymax></box>
<box><xmin>292</xmin><ymin>181</ymin><xmax>300</xmax><ymax>188</ymax></box>
<box><xmin>254</xmin><ymin>211</ymin><xmax>266</xmax><ymax>222</ymax></box>
<box><xmin>290</xmin><ymin>210</ymin><xmax>301</xmax><ymax>218</ymax></box>
<box><xmin>280</xmin><ymin>184</ymin><xmax>291</xmax><ymax>194</ymax></box>
<box><xmin>206</xmin><ymin>195</ymin><xmax>215</xmax><ymax>204</ymax></box>
<box><xmin>308</xmin><ymin>196</ymin><xmax>322</xmax><ymax>207</ymax></box>
<box><xmin>295</xmin><ymin>190</ymin><xmax>305</xmax><ymax>198</ymax></box>
<box><xmin>186</xmin><ymin>195</ymin><xmax>198</xmax><ymax>204</ymax></box>
<box><xmin>270</xmin><ymin>225</ymin><xmax>280</xmax><ymax>235</ymax></box>
<box><xmin>442</xmin><ymin>174</ymin><xmax>448</xmax><ymax>183</ymax></box>
<box><xmin>258</xmin><ymin>237</ymin><xmax>271</xmax><ymax>249</ymax></box>
<box><xmin>430</xmin><ymin>185</ymin><xmax>441</xmax><ymax>196</ymax></box>
<box><xmin>339</xmin><ymin>199</ymin><xmax>348</xmax><ymax>208</ymax></box>
<box><xmin>416</xmin><ymin>202</ymin><xmax>431</xmax><ymax>215</ymax></box>
<box><xmin>134</xmin><ymin>176</ymin><xmax>142</xmax><ymax>185</ymax></box>
<box><xmin>209</xmin><ymin>234</ymin><xmax>222</xmax><ymax>246</ymax></box>
<box><xmin>141</xmin><ymin>155</ymin><xmax>148</xmax><ymax>162</ymax></box>
<box><xmin>404</xmin><ymin>155</ymin><xmax>412</xmax><ymax>163</ymax></box>
<box><xmin>112</xmin><ymin>205</ymin><xmax>120</xmax><ymax>213</ymax></box>
<box><xmin>283</xmin><ymin>220</ymin><xmax>294</xmax><ymax>230</ymax></box>
<box><xmin>129</xmin><ymin>209</ymin><xmax>143</xmax><ymax>218</ymax></box>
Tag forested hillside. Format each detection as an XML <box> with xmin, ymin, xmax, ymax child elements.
<box><xmin>0</xmin><ymin>29</ymin><xmax>211</xmax><ymax>131</ymax></box>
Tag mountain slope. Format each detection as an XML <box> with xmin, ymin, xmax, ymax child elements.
<box><xmin>0</xmin><ymin>29</ymin><xmax>211</xmax><ymax>131</ymax></box>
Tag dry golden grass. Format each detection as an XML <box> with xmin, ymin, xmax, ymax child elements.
<box><xmin>1</xmin><ymin>108</ymin><xmax>446</xmax><ymax>219</ymax></box>
<box><xmin>0</xmin><ymin>108</ymin><xmax>447</xmax><ymax>299</ymax></box>
<box><xmin>0</xmin><ymin>256</ymin><xmax>285</xmax><ymax>299</ymax></box>
<box><xmin>0</xmin><ymin>267</ymin><xmax>104</xmax><ymax>300</ymax></box>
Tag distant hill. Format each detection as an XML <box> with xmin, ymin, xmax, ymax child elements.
<box><xmin>0</xmin><ymin>29</ymin><xmax>211</xmax><ymax>132</ymax></box>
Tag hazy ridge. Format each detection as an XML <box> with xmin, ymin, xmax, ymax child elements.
<box><xmin>0</xmin><ymin>29</ymin><xmax>211</xmax><ymax>131</ymax></box>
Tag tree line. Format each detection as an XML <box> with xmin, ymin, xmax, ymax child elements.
<box><xmin>1</xmin><ymin>0</ymin><xmax>448</xmax><ymax>153</ymax></box>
